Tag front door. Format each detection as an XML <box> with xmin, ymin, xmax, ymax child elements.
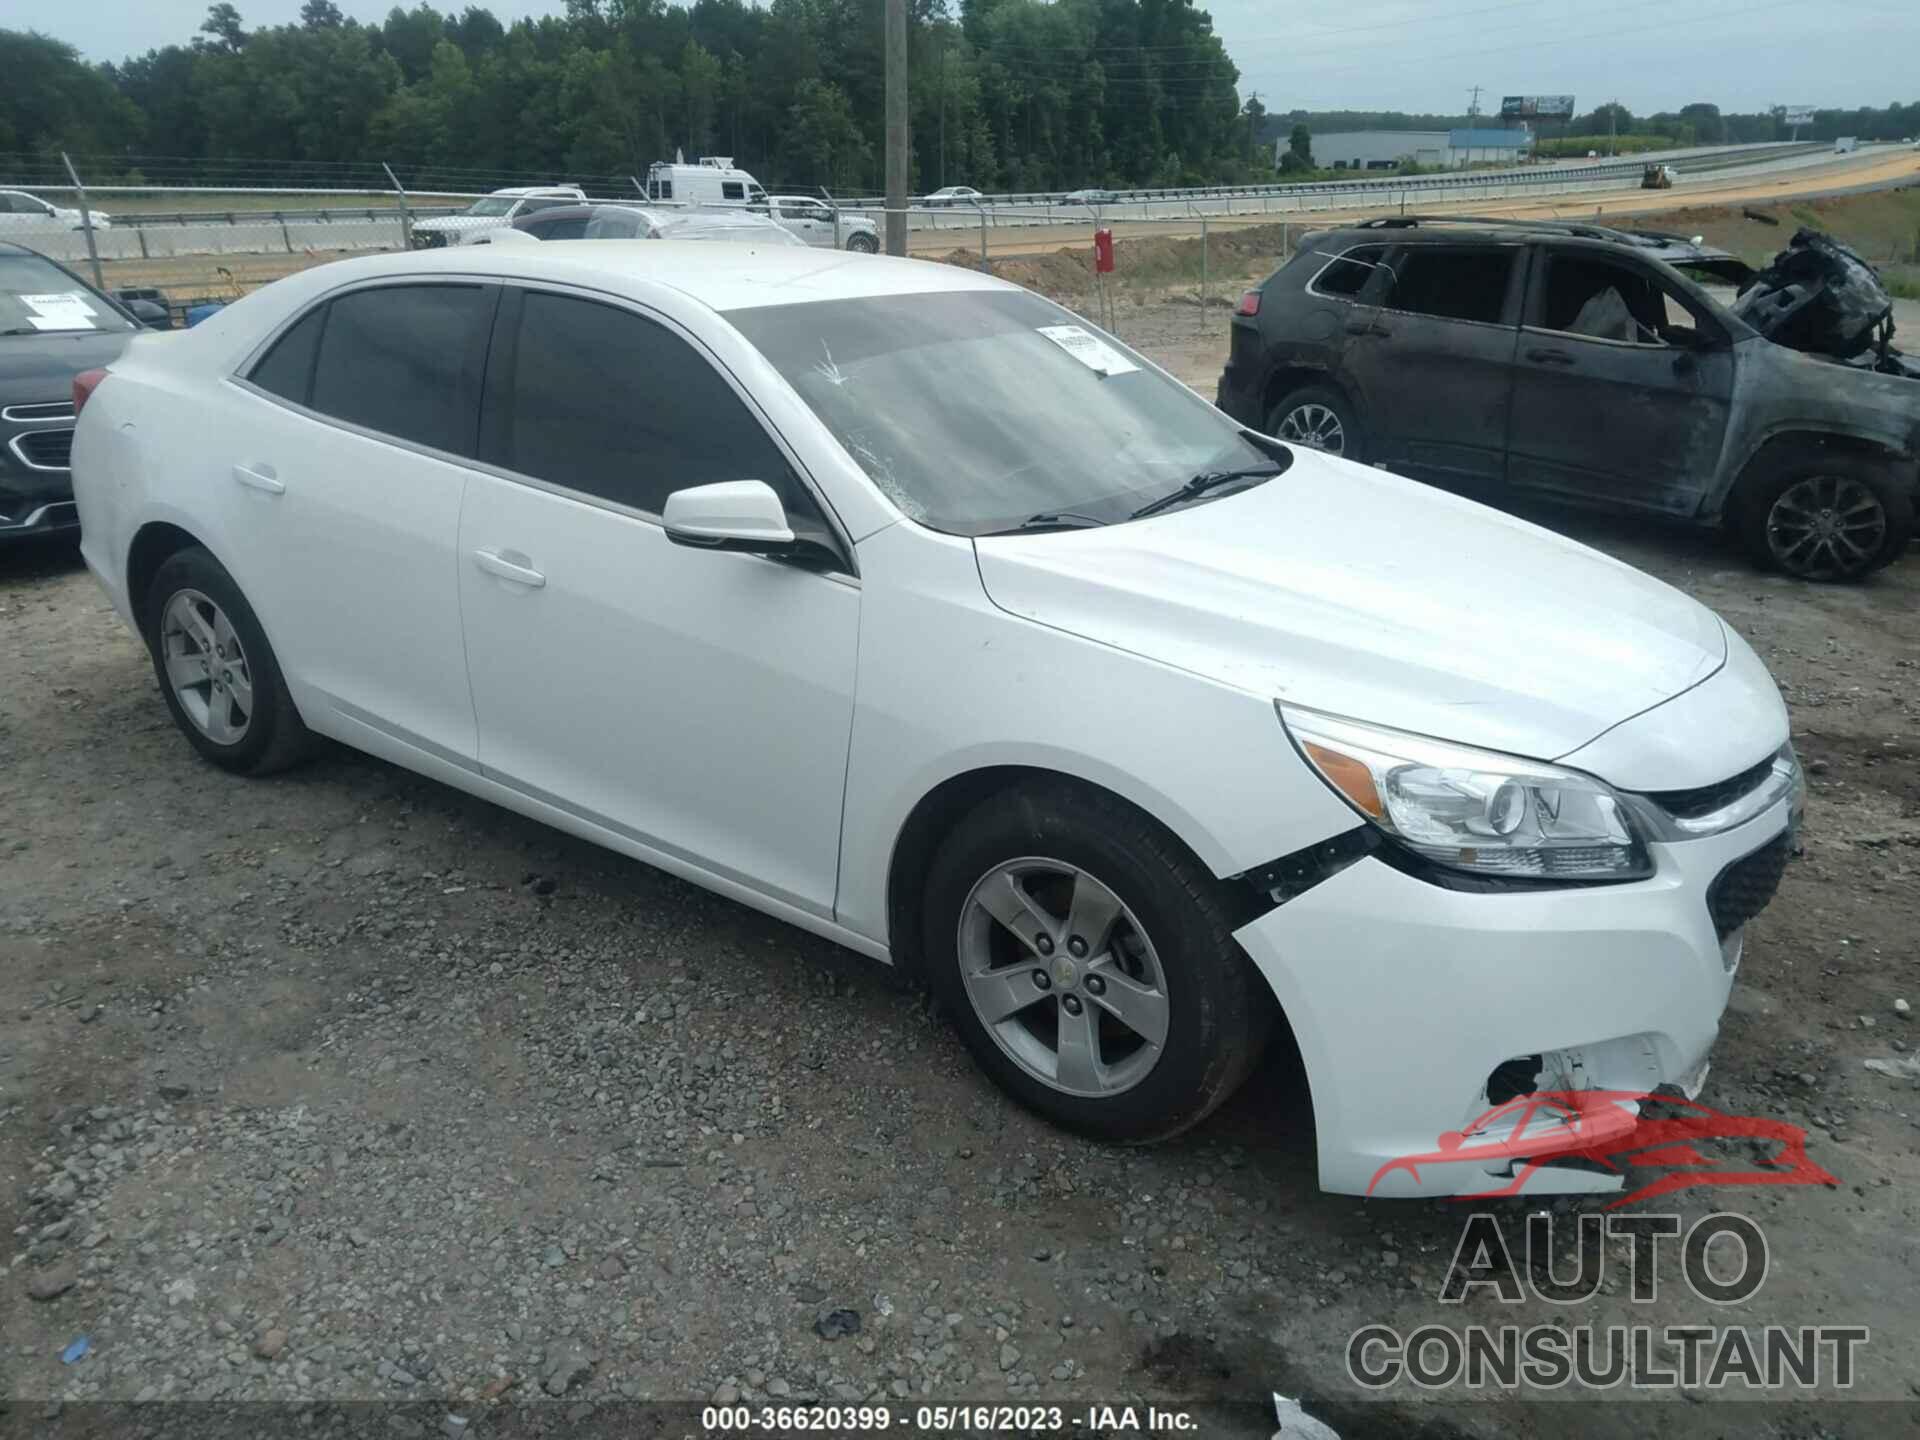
<box><xmin>1338</xmin><ymin>243</ymin><xmax>1524</xmax><ymax>487</ymax></box>
<box><xmin>1507</xmin><ymin>247</ymin><xmax>1735</xmax><ymax>516</ymax></box>
<box><xmin>456</xmin><ymin>285</ymin><xmax>860</xmax><ymax>917</ymax></box>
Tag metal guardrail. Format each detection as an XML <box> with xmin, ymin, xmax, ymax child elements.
<box><xmin>838</xmin><ymin>141</ymin><xmax>1836</xmax><ymax>210</ymax></box>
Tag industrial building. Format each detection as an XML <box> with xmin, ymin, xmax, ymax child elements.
<box><xmin>1294</xmin><ymin>127</ymin><xmax>1532</xmax><ymax>171</ymax></box>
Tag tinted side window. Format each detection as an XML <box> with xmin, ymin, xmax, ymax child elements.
<box><xmin>248</xmin><ymin>304</ymin><xmax>328</xmax><ymax>405</ymax></box>
<box><xmin>1382</xmin><ymin>248</ymin><xmax>1515</xmax><ymax>324</ymax></box>
<box><xmin>1312</xmin><ymin>245</ymin><xmax>1387</xmax><ymax>298</ymax></box>
<box><xmin>1540</xmin><ymin>255</ymin><xmax>1670</xmax><ymax>344</ymax></box>
<box><xmin>486</xmin><ymin>291</ymin><xmax>810</xmax><ymax>521</ymax></box>
<box><xmin>528</xmin><ymin>217</ymin><xmax>589</xmax><ymax>240</ymax></box>
<box><xmin>585</xmin><ymin>211</ymin><xmax>644</xmax><ymax>238</ymax></box>
<box><xmin>721</xmin><ymin>181</ymin><xmax>746</xmax><ymax>201</ymax></box>
<box><xmin>310</xmin><ymin>285</ymin><xmax>493</xmax><ymax>455</ymax></box>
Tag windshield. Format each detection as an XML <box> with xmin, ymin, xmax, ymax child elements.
<box><xmin>464</xmin><ymin>197</ymin><xmax>517</xmax><ymax>216</ymax></box>
<box><xmin>725</xmin><ymin>290</ymin><xmax>1276</xmax><ymax>535</ymax></box>
<box><xmin>0</xmin><ymin>254</ymin><xmax>132</xmax><ymax>335</ymax></box>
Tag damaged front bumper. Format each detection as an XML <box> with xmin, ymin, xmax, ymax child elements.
<box><xmin>1233</xmin><ymin>789</ymin><xmax>1795</xmax><ymax>1199</ymax></box>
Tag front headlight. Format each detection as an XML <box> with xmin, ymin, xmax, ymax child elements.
<box><xmin>1278</xmin><ymin>704</ymin><xmax>1652</xmax><ymax>882</ymax></box>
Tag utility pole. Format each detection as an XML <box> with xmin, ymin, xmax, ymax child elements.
<box><xmin>884</xmin><ymin>0</ymin><xmax>909</xmax><ymax>256</ymax></box>
<box><xmin>1246</xmin><ymin>89</ymin><xmax>1260</xmax><ymax>164</ymax></box>
<box><xmin>1467</xmin><ymin>85</ymin><xmax>1483</xmax><ymax>121</ymax></box>
<box><xmin>1608</xmin><ymin>99</ymin><xmax>1617</xmax><ymax>157</ymax></box>
<box><xmin>938</xmin><ymin>31</ymin><xmax>948</xmax><ymax>188</ymax></box>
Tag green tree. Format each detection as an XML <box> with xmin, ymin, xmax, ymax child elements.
<box><xmin>783</xmin><ymin>78</ymin><xmax>872</xmax><ymax>191</ymax></box>
<box><xmin>300</xmin><ymin>0</ymin><xmax>345</xmax><ymax>27</ymax></box>
<box><xmin>1287</xmin><ymin>123</ymin><xmax>1312</xmax><ymax>166</ymax></box>
<box><xmin>199</xmin><ymin>3</ymin><xmax>247</xmax><ymax>53</ymax></box>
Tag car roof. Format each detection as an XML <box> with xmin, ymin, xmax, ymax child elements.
<box><xmin>1334</xmin><ymin>215</ymin><xmax>1740</xmax><ymax>263</ymax></box>
<box><xmin>267</xmin><ymin>241</ymin><xmax>1017</xmax><ymax>312</ymax></box>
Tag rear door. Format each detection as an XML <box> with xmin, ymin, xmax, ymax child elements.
<box><xmin>1507</xmin><ymin>245</ymin><xmax>1735</xmax><ymax>516</ymax></box>
<box><xmin>222</xmin><ymin>280</ymin><xmax>495</xmax><ymax>759</ymax></box>
<box><xmin>1339</xmin><ymin>243</ymin><xmax>1524</xmax><ymax>486</ymax></box>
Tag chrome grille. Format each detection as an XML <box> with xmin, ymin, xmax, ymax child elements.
<box><xmin>9</xmin><ymin>428</ymin><xmax>74</xmax><ymax>471</ymax></box>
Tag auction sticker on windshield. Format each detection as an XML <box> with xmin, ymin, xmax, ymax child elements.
<box><xmin>21</xmin><ymin>292</ymin><xmax>101</xmax><ymax>330</ymax></box>
<box><xmin>1037</xmin><ymin>324</ymin><xmax>1138</xmax><ymax>376</ymax></box>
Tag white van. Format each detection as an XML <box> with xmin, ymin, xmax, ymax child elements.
<box><xmin>643</xmin><ymin>158</ymin><xmax>769</xmax><ymax>208</ymax></box>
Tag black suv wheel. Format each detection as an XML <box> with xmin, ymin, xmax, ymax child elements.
<box><xmin>1734</xmin><ymin>453</ymin><xmax>1913</xmax><ymax>581</ymax></box>
<box><xmin>1267</xmin><ymin>385</ymin><xmax>1363</xmax><ymax>462</ymax></box>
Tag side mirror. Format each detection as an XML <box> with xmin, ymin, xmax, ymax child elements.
<box><xmin>662</xmin><ymin>480</ymin><xmax>796</xmax><ymax>553</ymax></box>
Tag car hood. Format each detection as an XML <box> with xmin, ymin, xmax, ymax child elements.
<box><xmin>972</xmin><ymin>449</ymin><xmax>1728</xmax><ymax>764</ymax></box>
<box><xmin>0</xmin><ymin>328</ymin><xmax>134</xmax><ymax>404</ymax></box>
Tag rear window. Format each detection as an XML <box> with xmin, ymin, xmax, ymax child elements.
<box><xmin>1311</xmin><ymin>245</ymin><xmax>1387</xmax><ymax>298</ymax></box>
<box><xmin>308</xmin><ymin>284</ymin><xmax>493</xmax><ymax>455</ymax></box>
<box><xmin>248</xmin><ymin>305</ymin><xmax>327</xmax><ymax>403</ymax></box>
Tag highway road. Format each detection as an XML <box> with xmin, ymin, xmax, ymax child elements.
<box><xmin>911</xmin><ymin>146</ymin><xmax>1920</xmax><ymax>259</ymax></box>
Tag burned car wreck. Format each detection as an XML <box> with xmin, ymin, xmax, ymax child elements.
<box><xmin>1217</xmin><ymin>216</ymin><xmax>1918</xmax><ymax>580</ymax></box>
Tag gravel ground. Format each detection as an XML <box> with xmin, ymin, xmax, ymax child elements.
<box><xmin>3</xmin><ymin>314</ymin><xmax>1918</xmax><ymax>1438</ymax></box>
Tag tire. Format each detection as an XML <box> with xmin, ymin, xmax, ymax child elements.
<box><xmin>923</xmin><ymin>782</ymin><xmax>1272</xmax><ymax>1143</ymax></box>
<box><xmin>1732</xmin><ymin>452</ymin><xmax>1914</xmax><ymax>581</ymax></box>
<box><xmin>846</xmin><ymin>233</ymin><xmax>879</xmax><ymax>254</ymax></box>
<box><xmin>144</xmin><ymin>546</ymin><xmax>311</xmax><ymax>775</ymax></box>
<box><xmin>1267</xmin><ymin>384</ymin><xmax>1364</xmax><ymax>462</ymax></box>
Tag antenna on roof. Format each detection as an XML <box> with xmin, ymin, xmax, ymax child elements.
<box><xmin>676</xmin><ymin>147</ymin><xmax>685</xmax><ymax>164</ymax></box>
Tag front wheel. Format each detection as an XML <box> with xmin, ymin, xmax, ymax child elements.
<box><xmin>1733</xmin><ymin>454</ymin><xmax>1913</xmax><ymax>581</ymax></box>
<box><xmin>1267</xmin><ymin>384</ymin><xmax>1364</xmax><ymax>462</ymax></box>
<box><xmin>923</xmin><ymin>783</ymin><xmax>1272</xmax><ymax>1142</ymax></box>
<box><xmin>846</xmin><ymin>232</ymin><xmax>879</xmax><ymax>254</ymax></box>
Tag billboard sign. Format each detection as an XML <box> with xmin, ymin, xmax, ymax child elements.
<box><xmin>1783</xmin><ymin>106</ymin><xmax>1815</xmax><ymax>126</ymax></box>
<box><xmin>1500</xmin><ymin>95</ymin><xmax>1575</xmax><ymax>120</ymax></box>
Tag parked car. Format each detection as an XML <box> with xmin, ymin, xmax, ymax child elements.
<box><xmin>1061</xmin><ymin>188</ymin><xmax>1116</xmax><ymax>206</ymax></box>
<box><xmin>408</xmin><ymin>186</ymin><xmax>586</xmax><ymax>249</ymax></box>
<box><xmin>923</xmin><ymin>186</ymin><xmax>985</xmax><ymax>208</ymax></box>
<box><xmin>0</xmin><ymin>189</ymin><xmax>113</xmax><ymax>232</ymax></box>
<box><xmin>72</xmin><ymin>244</ymin><xmax>1801</xmax><ymax>1199</ymax></box>
<box><xmin>642</xmin><ymin>157</ymin><xmax>769</xmax><ymax>209</ymax></box>
<box><xmin>1216</xmin><ymin>215</ymin><xmax>1918</xmax><ymax>581</ymax></box>
<box><xmin>466</xmin><ymin>204</ymin><xmax>804</xmax><ymax>247</ymax></box>
<box><xmin>762</xmin><ymin>196</ymin><xmax>880</xmax><ymax>253</ymax></box>
<box><xmin>0</xmin><ymin>242</ymin><xmax>141</xmax><ymax>544</ymax></box>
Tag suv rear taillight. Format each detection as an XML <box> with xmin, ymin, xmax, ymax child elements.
<box><xmin>73</xmin><ymin>368</ymin><xmax>108</xmax><ymax>416</ymax></box>
<box><xmin>1234</xmin><ymin>289</ymin><xmax>1261</xmax><ymax>317</ymax></box>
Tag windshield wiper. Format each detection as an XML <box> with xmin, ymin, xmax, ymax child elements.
<box><xmin>1128</xmin><ymin>465</ymin><xmax>1282</xmax><ymax>521</ymax></box>
<box><xmin>984</xmin><ymin>511</ymin><xmax>1108</xmax><ymax>536</ymax></box>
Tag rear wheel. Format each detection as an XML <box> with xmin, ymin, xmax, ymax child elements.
<box><xmin>1733</xmin><ymin>453</ymin><xmax>1913</xmax><ymax>581</ymax></box>
<box><xmin>846</xmin><ymin>232</ymin><xmax>879</xmax><ymax>254</ymax></box>
<box><xmin>923</xmin><ymin>783</ymin><xmax>1272</xmax><ymax>1142</ymax></box>
<box><xmin>145</xmin><ymin>547</ymin><xmax>310</xmax><ymax>774</ymax></box>
<box><xmin>1267</xmin><ymin>384</ymin><xmax>1363</xmax><ymax>462</ymax></box>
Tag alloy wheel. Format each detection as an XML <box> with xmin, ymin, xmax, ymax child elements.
<box><xmin>957</xmin><ymin>859</ymin><xmax>1170</xmax><ymax>1098</ymax></box>
<box><xmin>160</xmin><ymin>589</ymin><xmax>254</xmax><ymax>744</ymax></box>
<box><xmin>1765</xmin><ymin>475</ymin><xmax>1887</xmax><ymax>578</ymax></box>
<box><xmin>1276</xmin><ymin>402</ymin><xmax>1346</xmax><ymax>455</ymax></box>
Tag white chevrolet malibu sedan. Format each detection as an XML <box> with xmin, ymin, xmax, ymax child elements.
<box><xmin>71</xmin><ymin>244</ymin><xmax>1802</xmax><ymax>1198</ymax></box>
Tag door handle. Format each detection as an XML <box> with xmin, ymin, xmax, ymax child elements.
<box><xmin>233</xmin><ymin>463</ymin><xmax>284</xmax><ymax>494</ymax></box>
<box><xmin>1525</xmin><ymin>347</ymin><xmax>1576</xmax><ymax>365</ymax></box>
<box><xmin>472</xmin><ymin>548</ymin><xmax>546</xmax><ymax>588</ymax></box>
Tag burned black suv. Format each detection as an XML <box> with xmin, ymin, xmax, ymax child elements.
<box><xmin>1216</xmin><ymin>216</ymin><xmax>1919</xmax><ymax>580</ymax></box>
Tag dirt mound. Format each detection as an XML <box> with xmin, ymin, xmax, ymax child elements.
<box><xmin>941</xmin><ymin>222</ymin><xmax>1297</xmax><ymax>298</ymax></box>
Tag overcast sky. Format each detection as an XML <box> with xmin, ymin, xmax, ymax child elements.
<box><xmin>17</xmin><ymin>0</ymin><xmax>1918</xmax><ymax>116</ymax></box>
